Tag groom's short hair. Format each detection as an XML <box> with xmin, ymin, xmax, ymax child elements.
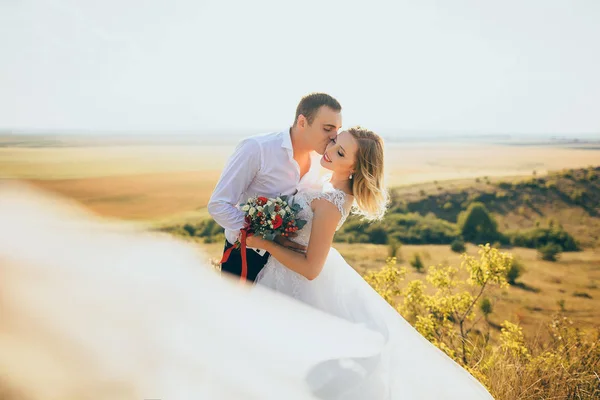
<box><xmin>294</xmin><ymin>93</ymin><xmax>342</xmax><ymax>126</ymax></box>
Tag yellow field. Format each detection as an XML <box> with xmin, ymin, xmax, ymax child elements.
<box><xmin>2</xmin><ymin>142</ymin><xmax>600</xmax><ymax>222</ymax></box>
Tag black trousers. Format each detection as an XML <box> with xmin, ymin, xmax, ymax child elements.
<box><xmin>220</xmin><ymin>240</ymin><xmax>270</xmax><ymax>282</ymax></box>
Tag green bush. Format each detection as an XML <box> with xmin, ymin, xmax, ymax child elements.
<box><xmin>450</xmin><ymin>237</ymin><xmax>466</xmax><ymax>253</ymax></box>
<box><xmin>367</xmin><ymin>225</ymin><xmax>389</xmax><ymax>244</ymax></box>
<box><xmin>457</xmin><ymin>202</ymin><xmax>501</xmax><ymax>244</ymax></box>
<box><xmin>336</xmin><ymin>213</ymin><xmax>460</xmax><ymax>245</ymax></box>
<box><xmin>506</xmin><ymin>258</ymin><xmax>525</xmax><ymax>285</ymax></box>
<box><xmin>410</xmin><ymin>253</ymin><xmax>425</xmax><ymax>272</ymax></box>
<box><xmin>538</xmin><ymin>243</ymin><xmax>562</xmax><ymax>262</ymax></box>
<box><xmin>508</xmin><ymin>227</ymin><xmax>579</xmax><ymax>251</ymax></box>
<box><xmin>388</xmin><ymin>239</ymin><xmax>401</xmax><ymax>258</ymax></box>
<box><xmin>480</xmin><ymin>297</ymin><xmax>493</xmax><ymax>320</ymax></box>
<box><xmin>158</xmin><ymin>219</ymin><xmax>224</xmax><ymax>242</ymax></box>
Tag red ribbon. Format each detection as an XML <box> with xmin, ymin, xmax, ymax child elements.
<box><xmin>220</xmin><ymin>229</ymin><xmax>250</xmax><ymax>283</ymax></box>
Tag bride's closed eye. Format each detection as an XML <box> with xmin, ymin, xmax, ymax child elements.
<box><xmin>330</xmin><ymin>138</ymin><xmax>344</xmax><ymax>157</ymax></box>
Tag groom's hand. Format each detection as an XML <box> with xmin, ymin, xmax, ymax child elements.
<box><xmin>274</xmin><ymin>235</ymin><xmax>307</xmax><ymax>253</ymax></box>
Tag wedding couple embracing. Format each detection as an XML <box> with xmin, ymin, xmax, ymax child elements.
<box><xmin>208</xmin><ymin>93</ymin><xmax>494</xmax><ymax>399</ymax></box>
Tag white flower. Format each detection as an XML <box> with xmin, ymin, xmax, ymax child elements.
<box><xmin>257</xmin><ymin>206</ymin><xmax>263</xmax><ymax>212</ymax></box>
<box><xmin>285</xmin><ymin>206</ymin><xmax>292</xmax><ymax>213</ymax></box>
<box><xmin>266</xmin><ymin>201</ymin><xmax>273</xmax><ymax>206</ymax></box>
<box><xmin>276</xmin><ymin>197</ymin><xmax>282</xmax><ymax>202</ymax></box>
<box><xmin>242</xmin><ymin>205</ymin><xmax>250</xmax><ymax>212</ymax></box>
<box><xmin>271</xmin><ymin>214</ymin><xmax>276</xmax><ymax>220</ymax></box>
<box><xmin>249</xmin><ymin>207</ymin><xmax>256</xmax><ymax>216</ymax></box>
<box><xmin>279</xmin><ymin>210</ymin><xmax>286</xmax><ymax>216</ymax></box>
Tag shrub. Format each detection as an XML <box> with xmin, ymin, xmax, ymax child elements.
<box><xmin>480</xmin><ymin>297</ymin><xmax>493</xmax><ymax>321</ymax></box>
<box><xmin>367</xmin><ymin>224</ymin><xmax>388</xmax><ymax>244</ymax></box>
<box><xmin>183</xmin><ymin>223</ymin><xmax>196</xmax><ymax>236</ymax></box>
<box><xmin>410</xmin><ymin>253</ymin><xmax>425</xmax><ymax>272</ymax></box>
<box><xmin>458</xmin><ymin>202</ymin><xmax>500</xmax><ymax>244</ymax></box>
<box><xmin>363</xmin><ymin>248</ymin><xmax>600</xmax><ymax>399</ymax></box>
<box><xmin>506</xmin><ymin>258</ymin><xmax>525</xmax><ymax>285</ymax></box>
<box><xmin>450</xmin><ymin>237</ymin><xmax>466</xmax><ymax>253</ymax></box>
<box><xmin>573</xmin><ymin>291</ymin><xmax>593</xmax><ymax>299</ymax></box>
<box><xmin>337</xmin><ymin>213</ymin><xmax>460</xmax><ymax>245</ymax></box>
<box><xmin>538</xmin><ymin>243</ymin><xmax>562</xmax><ymax>262</ymax></box>
<box><xmin>508</xmin><ymin>227</ymin><xmax>579</xmax><ymax>252</ymax></box>
<box><xmin>158</xmin><ymin>219</ymin><xmax>224</xmax><ymax>242</ymax></box>
<box><xmin>388</xmin><ymin>239</ymin><xmax>401</xmax><ymax>258</ymax></box>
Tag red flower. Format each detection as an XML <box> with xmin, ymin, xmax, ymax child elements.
<box><xmin>272</xmin><ymin>214</ymin><xmax>283</xmax><ymax>229</ymax></box>
<box><xmin>257</xmin><ymin>196</ymin><xmax>268</xmax><ymax>206</ymax></box>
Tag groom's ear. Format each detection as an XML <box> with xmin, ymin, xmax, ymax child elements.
<box><xmin>296</xmin><ymin>114</ymin><xmax>307</xmax><ymax>129</ymax></box>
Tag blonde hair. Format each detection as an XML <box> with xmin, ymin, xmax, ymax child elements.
<box><xmin>348</xmin><ymin>126</ymin><xmax>388</xmax><ymax>221</ymax></box>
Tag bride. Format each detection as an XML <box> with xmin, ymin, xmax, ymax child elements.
<box><xmin>247</xmin><ymin>126</ymin><xmax>495</xmax><ymax>399</ymax></box>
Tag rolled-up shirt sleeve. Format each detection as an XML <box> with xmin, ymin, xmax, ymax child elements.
<box><xmin>208</xmin><ymin>138</ymin><xmax>261</xmax><ymax>242</ymax></box>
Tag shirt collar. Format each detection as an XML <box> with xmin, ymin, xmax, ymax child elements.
<box><xmin>280</xmin><ymin>127</ymin><xmax>293</xmax><ymax>151</ymax></box>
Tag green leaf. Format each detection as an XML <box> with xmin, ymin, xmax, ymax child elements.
<box><xmin>296</xmin><ymin>219</ymin><xmax>307</xmax><ymax>230</ymax></box>
<box><xmin>264</xmin><ymin>232</ymin><xmax>276</xmax><ymax>241</ymax></box>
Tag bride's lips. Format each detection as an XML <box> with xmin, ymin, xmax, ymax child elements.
<box><xmin>323</xmin><ymin>152</ymin><xmax>332</xmax><ymax>163</ymax></box>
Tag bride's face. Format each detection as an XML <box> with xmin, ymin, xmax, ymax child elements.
<box><xmin>320</xmin><ymin>131</ymin><xmax>358</xmax><ymax>176</ymax></box>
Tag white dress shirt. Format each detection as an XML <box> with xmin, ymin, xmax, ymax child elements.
<box><xmin>208</xmin><ymin>129</ymin><xmax>322</xmax><ymax>245</ymax></box>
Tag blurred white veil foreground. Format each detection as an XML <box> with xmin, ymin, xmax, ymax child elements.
<box><xmin>0</xmin><ymin>182</ymin><xmax>385</xmax><ymax>400</ymax></box>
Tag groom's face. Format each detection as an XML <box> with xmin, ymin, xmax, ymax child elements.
<box><xmin>300</xmin><ymin>106</ymin><xmax>342</xmax><ymax>155</ymax></box>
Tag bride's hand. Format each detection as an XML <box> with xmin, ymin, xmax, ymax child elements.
<box><xmin>246</xmin><ymin>234</ymin><xmax>268</xmax><ymax>250</ymax></box>
<box><xmin>274</xmin><ymin>235</ymin><xmax>307</xmax><ymax>253</ymax></box>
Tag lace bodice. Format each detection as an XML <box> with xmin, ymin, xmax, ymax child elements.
<box><xmin>255</xmin><ymin>187</ymin><xmax>351</xmax><ymax>296</ymax></box>
<box><xmin>288</xmin><ymin>188</ymin><xmax>351</xmax><ymax>247</ymax></box>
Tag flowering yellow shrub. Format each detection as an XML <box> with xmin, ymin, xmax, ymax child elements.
<box><xmin>363</xmin><ymin>244</ymin><xmax>600</xmax><ymax>399</ymax></box>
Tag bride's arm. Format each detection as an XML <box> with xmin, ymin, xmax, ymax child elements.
<box><xmin>246</xmin><ymin>199</ymin><xmax>341</xmax><ymax>280</ymax></box>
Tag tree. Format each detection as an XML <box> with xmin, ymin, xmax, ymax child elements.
<box><xmin>365</xmin><ymin>244</ymin><xmax>512</xmax><ymax>365</ymax></box>
<box><xmin>367</xmin><ymin>225</ymin><xmax>388</xmax><ymax>244</ymax></box>
<box><xmin>458</xmin><ymin>202</ymin><xmax>500</xmax><ymax>244</ymax></box>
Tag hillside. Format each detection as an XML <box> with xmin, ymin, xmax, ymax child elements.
<box><xmin>337</xmin><ymin>166</ymin><xmax>600</xmax><ymax>249</ymax></box>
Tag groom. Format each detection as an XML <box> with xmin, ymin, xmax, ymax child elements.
<box><xmin>208</xmin><ymin>93</ymin><xmax>343</xmax><ymax>282</ymax></box>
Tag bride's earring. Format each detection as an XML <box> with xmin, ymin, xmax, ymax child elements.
<box><xmin>349</xmin><ymin>173</ymin><xmax>353</xmax><ymax>179</ymax></box>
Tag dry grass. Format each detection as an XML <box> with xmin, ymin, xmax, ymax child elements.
<box><xmin>21</xmin><ymin>171</ymin><xmax>222</xmax><ymax>220</ymax></box>
<box><xmin>331</xmin><ymin>243</ymin><xmax>600</xmax><ymax>338</ymax></box>
<box><xmin>2</xmin><ymin>142</ymin><xmax>600</xmax><ymax>222</ymax></box>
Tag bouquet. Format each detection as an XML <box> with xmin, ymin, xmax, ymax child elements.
<box><xmin>220</xmin><ymin>195</ymin><xmax>306</xmax><ymax>282</ymax></box>
<box><xmin>240</xmin><ymin>195</ymin><xmax>307</xmax><ymax>240</ymax></box>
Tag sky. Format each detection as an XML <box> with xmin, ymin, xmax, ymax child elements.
<box><xmin>1</xmin><ymin>0</ymin><xmax>599</xmax><ymax>135</ymax></box>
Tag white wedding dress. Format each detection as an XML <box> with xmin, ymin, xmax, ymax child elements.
<box><xmin>256</xmin><ymin>187</ymin><xmax>495</xmax><ymax>399</ymax></box>
<box><xmin>0</xmin><ymin>183</ymin><xmax>387</xmax><ymax>400</ymax></box>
